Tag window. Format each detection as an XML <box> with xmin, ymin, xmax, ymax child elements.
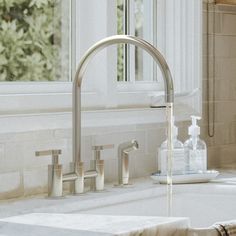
<box><xmin>0</xmin><ymin>0</ymin><xmax>71</xmax><ymax>82</ymax></box>
<box><xmin>117</xmin><ymin>0</ymin><xmax>158</xmax><ymax>83</ymax></box>
<box><xmin>77</xmin><ymin>0</ymin><xmax>202</xmax><ymax>111</ymax></box>
<box><xmin>0</xmin><ymin>0</ymin><xmax>202</xmax><ymax>117</ymax></box>
<box><xmin>0</xmin><ymin>0</ymin><xmax>72</xmax><ymax>114</ymax></box>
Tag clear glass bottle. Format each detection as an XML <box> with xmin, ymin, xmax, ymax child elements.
<box><xmin>184</xmin><ymin>116</ymin><xmax>207</xmax><ymax>172</ymax></box>
<box><xmin>158</xmin><ymin>117</ymin><xmax>185</xmax><ymax>174</ymax></box>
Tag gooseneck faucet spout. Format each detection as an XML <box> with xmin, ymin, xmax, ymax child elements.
<box><xmin>71</xmin><ymin>35</ymin><xmax>174</xmax><ymax>193</ymax></box>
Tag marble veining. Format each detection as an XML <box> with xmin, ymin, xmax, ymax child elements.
<box><xmin>0</xmin><ymin>213</ymin><xmax>189</xmax><ymax>236</ymax></box>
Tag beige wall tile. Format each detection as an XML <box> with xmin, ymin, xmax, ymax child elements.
<box><xmin>216</xmin><ymin>58</ymin><xmax>236</xmax><ymax>79</ymax></box>
<box><xmin>217</xmin><ymin>145</ymin><xmax>236</xmax><ymax>168</ymax></box>
<box><xmin>215</xmin><ymin>35</ymin><xmax>231</xmax><ymax>57</ymax></box>
<box><xmin>215</xmin><ymin>101</ymin><xmax>236</xmax><ymax>122</ymax></box>
<box><xmin>221</xmin><ymin>13</ymin><xmax>236</xmax><ymax>35</ymax></box>
<box><xmin>207</xmin><ymin>146</ymin><xmax>222</xmax><ymax>168</ymax></box>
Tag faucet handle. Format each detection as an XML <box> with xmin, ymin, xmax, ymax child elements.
<box><xmin>35</xmin><ymin>149</ymin><xmax>62</xmax><ymax>165</ymax></box>
<box><xmin>92</xmin><ymin>144</ymin><xmax>114</xmax><ymax>161</ymax></box>
<box><xmin>92</xmin><ymin>144</ymin><xmax>114</xmax><ymax>151</ymax></box>
<box><xmin>36</xmin><ymin>149</ymin><xmax>63</xmax><ymax>198</ymax></box>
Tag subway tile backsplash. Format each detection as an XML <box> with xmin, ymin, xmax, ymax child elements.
<box><xmin>202</xmin><ymin>2</ymin><xmax>236</xmax><ymax>169</ymax></box>
<box><xmin>0</xmin><ymin>125</ymin><xmax>167</xmax><ymax>199</ymax></box>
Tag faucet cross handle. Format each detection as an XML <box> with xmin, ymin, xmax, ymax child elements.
<box><xmin>92</xmin><ymin>144</ymin><xmax>114</xmax><ymax>151</ymax></box>
<box><xmin>35</xmin><ymin>149</ymin><xmax>62</xmax><ymax>165</ymax></box>
<box><xmin>35</xmin><ymin>149</ymin><xmax>63</xmax><ymax>198</ymax></box>
<box><xmin>92</xmin><ymin>144</ymin><xmax>114</xmax><ymax>161</ymax></box>
<box><xmin>90</xmin><ymin>144</ymin><xmax>114</xmax><ymax>192</ymax></box>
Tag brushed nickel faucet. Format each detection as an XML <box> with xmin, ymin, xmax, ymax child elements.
<box><xmin>118</xmin><ymin>140</ymin><xmax>139</xmax><ymax>185</ymax></box>
<box><xmin>36</xmin><ymin>35</ymin><xmax>174</xmax><ymax>198</ymax></box>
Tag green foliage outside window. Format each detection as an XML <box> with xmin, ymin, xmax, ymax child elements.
<box><xmin>0</xmin><ymin>0</ymin><xmax>61</xmax><ymax>81</ymax></box>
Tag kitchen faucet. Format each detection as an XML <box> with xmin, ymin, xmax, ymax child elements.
<box><xmin>36</xmin><ymin>35</ymin><xmax>174</xmax><ymax>197</ymax></box>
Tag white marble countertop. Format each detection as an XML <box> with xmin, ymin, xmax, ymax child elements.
<box><xmin>0</xmin><ymin>213</ymin><xmax>189</xmax><ymax>236</ymax></box>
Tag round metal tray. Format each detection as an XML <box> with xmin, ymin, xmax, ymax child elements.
<box><xmin>151</xmin><ymin>170</ymin><xmax>219</xmax><ymax>184</ymax></box>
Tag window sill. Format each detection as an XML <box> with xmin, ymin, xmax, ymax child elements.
<box><xmin>0</xmin><ymin>105</ymin><xmax>192</xmax><ymax>134</ymax></box>
<box><xmin>0</xmin><ymin>84</ymin><xmax>164</xmax><ymax>114</ymax></box>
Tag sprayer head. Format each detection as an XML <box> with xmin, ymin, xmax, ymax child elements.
<box><xmin>121</xmin><ymin>140</ymin><xmax>139</xmax><ymax>154</ymax></box>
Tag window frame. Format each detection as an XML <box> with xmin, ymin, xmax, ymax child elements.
<box><xmin>118</xmin><ymin>0</ymin><xmax>164</xmax><ymax>87</ymax></box>
<box><xmin>72</xmin><ymin>0</ymin><xmax>165</xmax><ymax>109</ymax></box>
<box><xmin>0</xmin><ymin>0</ymin><xmax>202</xmax><ymax>118</ymax></box>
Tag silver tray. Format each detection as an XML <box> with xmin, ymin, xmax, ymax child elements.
<box><xmin>151</xmin><ymin>170</ymin><xmax>219</xmax><ymax>184</ymax></box>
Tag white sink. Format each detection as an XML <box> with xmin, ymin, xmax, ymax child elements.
<box><xmin>79</xmin><ymin>190</ymin><xmax>236</xmax><ymax>228</ymax></box>
<box><xmin>0</xmin><ymin>174</ymin><xmax>235</xmax><ymax>235</ymax></box>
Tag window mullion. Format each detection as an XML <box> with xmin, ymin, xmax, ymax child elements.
<box><xmin>124</xmin><ymin>0</ymin><xmax>131</xmax><ymax>82</ymax></box>
<box><xmin>155</xmin><ymin>0</ymin><xmax>166</xmax><ymax>89</ymax></box>
<box><xmin>106</xmin><ymin>0</ymin><xmax>118</xmax><ymax>108</ymax></box>
<box><xmin>71</xmin><ymin>0</ymin><xmax>76</xmax><ymax>82</ymax></box>
<box><xmin>153</xmin><ymin>0</ymin><xmax>157</xmax><ymax>82</ymax></box>
<box><xmin>129</xmin><ymin>0</ymin><xmax>136</xmax><ymax>83</ymax></box>
<box><xmin>182</xmin><ymin>0</ymin><xmax>187</xmax><ymax>91</ymax></box>
<box><xmin>143</xmin><ymin>0</ymin><xmax>153</xmax><ymax>82</ymax></box>
<box><xmin>175</xmin><ymin>0</ymin><xmax>181</xmax><ymax>93</ymax></box>
<box><xmin>165</xmin><ymin>0</ymin><xmax>175</xmax><ymax>94</ymax></box>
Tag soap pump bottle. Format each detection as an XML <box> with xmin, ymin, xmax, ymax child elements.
<box><xmin>158</xmin><ymin>116</ymin><xmax>185</xmax><ymax>174</ymax></box>
<box><xmin>184</xmin><ymin>116</ymin><xmax>207</xmax><ymax>172</ymax></box>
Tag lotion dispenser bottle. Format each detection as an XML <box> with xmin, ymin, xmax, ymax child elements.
<box><xmin>158</xmin><ymin>116</ymin><xmax>185</xmax><ymax>174</ymax></box>
<box><xmin>184</xmin><ymin>116</ymin><xmax>207</xmax><ymax>172</ymax></box>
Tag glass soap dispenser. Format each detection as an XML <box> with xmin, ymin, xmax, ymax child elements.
<box><xmin>184</xmin><ymin>116</ymin><xmax>207</xmax><ymax>172</ymax></box>
<box><xmin>158</xmin><ymin>116</ymin><xmax>185</xmax><ymax>174</ymax></box>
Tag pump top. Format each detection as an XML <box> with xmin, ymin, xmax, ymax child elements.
<box><xmin>188</xmin><ymin>116</ymin><xmax>201</xmax><ymax>136</ymax></box>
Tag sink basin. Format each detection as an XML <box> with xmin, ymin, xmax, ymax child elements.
<box><xmin>0</xmin><ymin>174</ymin><xmax>235</xmax><ymax>235</ymax></box>
<box><xmin>64</xmin><ymin>178</ymin><xmax>236</xmax><ymax>228</ymax></box>
<box><xmin>78</xmin><ymin>190</ymin><xmax>236</xmax><ymax>228</ymax></box>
